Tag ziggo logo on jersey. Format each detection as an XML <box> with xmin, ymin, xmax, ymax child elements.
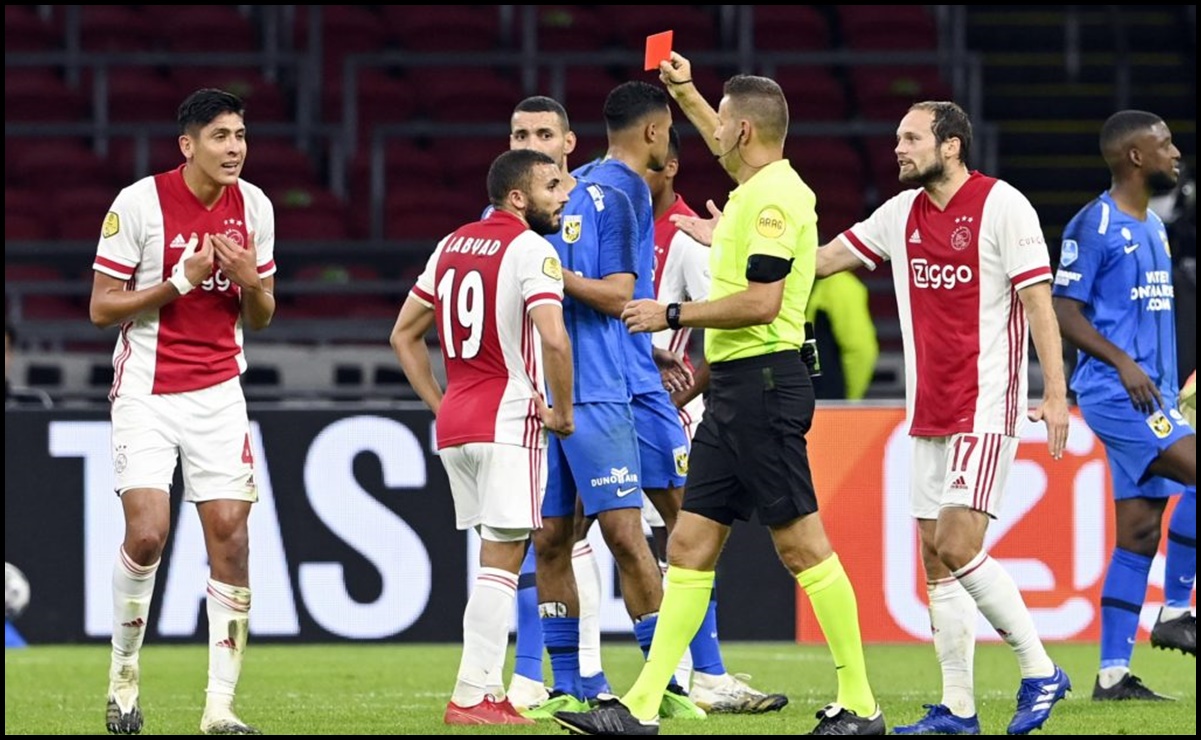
<box><xmin>910</xmin><ymin>259</ymin><xmax>973</xmax><ymax>289</ymax></box>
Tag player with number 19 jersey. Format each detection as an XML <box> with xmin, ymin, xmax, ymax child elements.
<box><xmin>410</xmin><ymin>209</ymin><xmax>564</xmax><ymax>451</ymax></box>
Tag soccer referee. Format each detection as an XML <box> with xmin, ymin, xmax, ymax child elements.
<box><xmin>553</xmin><ymin>52</ymin><xmax>884</xmax><ymax>737</ymax></box>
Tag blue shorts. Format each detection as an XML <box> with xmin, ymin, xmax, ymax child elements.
<box><xmin>544</xmin><ymin>402</ymin><xmax>643</xmax><ymax>518</ymax></box>
<box><xmin>632</xmin><ymin>389</ymin><xmax>689</xmax><ymax>490</ymax></box>
<box><xmin>1080</xmin><ymin>396</ymin><xmax>1195</xmax><ymax>500</ymax></box>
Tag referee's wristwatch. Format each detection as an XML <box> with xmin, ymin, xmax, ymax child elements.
<box><xmin>665</xmin><ymin>302</ymin><xmax>682</xmax><ymax>330</ymax></box>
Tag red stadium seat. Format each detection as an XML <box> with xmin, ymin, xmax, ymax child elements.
<box><xmin>537</xmin><ymin>67</ymin><xmax>622</xmax><ymax>123</ymax></box>
<box><xmin>270</xmin><ymin>186</ymin><xmax>352</xmax><ymax>242</ymax></box>
<box><xmin>75</xmin><ymin>6</ymin><xmax>158</xmax><ymax>52</ymax></box>
<box><xmin>419</xmin><ymin>68</ymin><xmax>524</xmax><ymax>123</ymax></box>
<box><xmin>8</xmin><ymin>139</ymin><xmax>117</xmax><ymax>190</ymax></box>
<box><xmin>287</xmin><ymin>263</ymin><xmax>395</xmax><ymax>318</ymax></box>
<box><xmin>850</xmin><ymin>66</ymin><xmax>953</xmax><ymax>121</ymax></box>
<box><xmin>294</xmin><ymin>6</ymin><xmax>392</xmax><ymax>81</ymax></box>
<box><xmin>752</xmin><ymin>6</ymin><xmax>832</xmax><ymax>51</ymax></box>
<box><xmin>382</xmin><ymin>6</ymin><xmax>503</xmax><ymax>53</ymax></box>
<box><xmin>241</xmin><ymin>139</ymin><xmax>321</xmax><ymax>192</ymax></box>
<box><xmin>863</xmin><ymin>136</ymin><xmax>917</xmax><ymax>202</ymax></box>
<box><xmin>383</xmin><ymin>188</ymin><xmax>482</xmax><ymax>242</ymax></box>
<box><xmin>347</xmin><ymin>140</ymin><xmax>446</xmax><ymax>205</ymax></box>
<box><xmin>430</xmin><ymin>137</ymin><xmax>508</xmax><ymax>194</ymax></box>
<box><xmin>4</xmin><ymin>69</ymin><xmax>90</xmax><ymax>123</ymax></box>
<box><xmin>170</xmin><ymin>67</ymin><xmax>291</xmax><ymax>122</ymax></box>
<box><xmin>534</xmin><ymin>6</ymin><xmax>613</xmax><ymax>52</ymax></box>
<box><xmin>610</xmin><ymin>6</ymin><xmax>719</xmax><ymax>51</ymax></box>
<box><xmin>5</xmin><ymin>264</ymin><xmax>79</xmax><ymax>318</ymax></box>
<box><xmin>53</xmin><ymin>186</ymin><xmax>121</xmax><ymax>241</ymax></box>
<box><xmin>108</xmin><ymin>138</ymin><xmax>186</xmax><ymax>182</ymax></box>
<box><xmin>5</xmin><ymin>6</ymin><xmax>60</xmax><ymax>52</ymax></box>
<box><xmin>325</xmin><ymin>70</ymin><xmax>419</xmax><ymax>147</ymax></box>
<box><xmin>4</xmin><ymin>213</ymin><xmax>52</xmax><ymax>241</ymax></box>
<box><xmin>770</xmin><ymin>67</ymin><xmax>850</xmax><ymax>122</ymax></box>
<box><xmin>102</xmin><ymin>68</ymin><xmax>180</xmax><ymax>124</ymax></box>
<box><xmin>148</xmin><ymin>6</ymin><xmax>259</xmax><ymax>54</ymax></box>
<box><xmin>836</xmin><ymin>6</ymin><xmax>940</xmax><ymax>51</ymax></box>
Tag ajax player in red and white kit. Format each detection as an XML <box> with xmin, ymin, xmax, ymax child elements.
<box><xmin>89</xmin><ymin>89</ymin><xmax>276</xmax><ymax>735</ymax></box>
<box><xmin>815</xmin><ymin>102</ymin><xmax>1071</xmax><ymax>735</ymax></box>
<box><xmin>391</xmin><ymin>149</ymin><xmax>574</xmax><ymax>726</ymax></box>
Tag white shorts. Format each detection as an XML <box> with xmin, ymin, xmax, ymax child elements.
<box><xmin>440</xmin><ymin>442</ymin><xmax>545</xmax><ymax>540</ymax></box>
<box><xmin>111</xmin><ymin>376</ymin><xmax>257</xmax><ymax>503</ymax></box>
<box><xmin>910</xmin><ymin>432</ymin><xmax>1018</xmax><ymax>519</ymax></box>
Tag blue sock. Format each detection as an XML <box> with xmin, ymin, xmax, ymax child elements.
<box><xmin>635</xmin><ymin>614</ymin><xmax>681</xmax><ymax>689</ymax></box>
<box><xmin>1165</xmin><ymin>487</ymin><xmax>1197</xmax><ymax>608</ymax></box>
<box><xmin>542</xmin><ymin>616</ymin><xmax>582</xmax><ymax>699</ymax></box>
<box><xmin>513</xmin><ymin>546</ymin><xmax>544</xmax><ymax>682</ymax></box>
<box><xmin>688</xmin><ymin>582</ymin><xmax>725</xmax><ymax>675</ymax></box>
<box><xmin>1099</xmin><ymin>547</ymin><xmax>1153</xmax><ymax>669</ymax></box>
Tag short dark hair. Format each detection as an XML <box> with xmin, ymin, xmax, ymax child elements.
<box><xmin>603</xmin><ymin>81</ymin><xmax>669</xmax><ymax>133</ymax></box>
<box><xmin>1100</xmin><ymin>109</ymin><xmax>1164</xmax><ymax>154</ymax></box>
<box><xmin>723</xmin><ymin>75</ymin><xmax>789</xmax><ymax>144</ymax></box>
<box><xmin>487</xmin><ymin>149</ymin><xmax>556</xmax><ymax>206</ymax></box>
<box><xmin>513</xmin><ymin>95</ymin><xmax>571</xmax><ymax>131</ymax></box>
<box><xmin>667</xmin><ymin>126</ymin><xmax>681</xmax><ymax>159</ymax></box>
<box><xmin>911</xmin><ymin>101</ymin><xmax>973</xmax><ymax>168</ymax></box>
<box><xmin>178</xmin><ymin>88</ymin><xmax>245</xmax><ymax>136</ymax></box>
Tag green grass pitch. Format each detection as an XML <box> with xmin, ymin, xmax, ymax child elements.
<box><xmin>5</xmin><ymin>641</ymin><xmax>1195</xmax><ymax>734</ymax></box>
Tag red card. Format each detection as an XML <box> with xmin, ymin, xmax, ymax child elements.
<box><xmin>644</xmin><ymin>30</ymin><xmax>673</xmax><ymax>71</ymax></box>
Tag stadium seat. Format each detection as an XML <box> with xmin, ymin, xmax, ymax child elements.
<box><xmin>170</xmin><ymin>67</ymin><xmax>291</xmax><ymax>122</ymax></box>
<box><xmin>347</xmin><ymin>140</ymin><xmax>446</xmax><ymax>205</ymax></box>
<box><xmin>326</xmin><ymin>69</ymin><xmax>419</xmax><ymax>148</ymax></box>
<box><xmin>751</xmin><ymin>6</ymin><xmax>832</xmax><ymax>51</ymax></box>
<box><xmin>850</xmin><ymin>66</ymin><xmax>952</xmax><ymax>121</ymax></box>
<box><xmin>430</xmin><ymin>137</ymin><xmax>509</xmax><ymax>194</ymax></box>
<box><xmin>148</xmin><ymin>6</ymin><xmax>260</xmax><ymax>54</ymax></box>
<box><xmin>102</xmin><ymin>68</ymin><xmax>181</xmax><ymax>124</ymax></box>
<box><xmin>770</xmin><ymin>66</ymin><xmax>850</xmax><ymax>121</ymax></box>
<box><xmin>53</xmin><ymin>186</ymin><xmax>120</xmax><ymax>241</ymax></box>
<box><xmin>5</xmin><ymin>6</ymin><xmax>60</xmax><ymax>53</ymax></box>
<box><xmin>108</xmin><ymin>138</ymin><xmax>186</xmax><ymax>182</ymax></box>
<box><xmin>382</xmin><ymin>6</ymin><xmax>504</xmax><ymax>52</ymax></box>
<box><xmin>836</xmin><ymin>6</ymin><xmax>940</xmax><ymax>51</ymax></box>
<box><xmin>533</xmin><ymin>6</ymin><xmax>613</xmax><ymax>52</ymax></box>
<box><xmin>5</xmin><ymin>264</ymin><xmax>80</xmax><ymax>319</ymax></box>
<box><xmin>862</xmin><ymin>135</ymin><xmax>916</xmax><ymax>203</ymax></box>
<box><xmin>419</xmin><ymin>68</ymin><xmax>524</xmax><ymax>123</ymax></box>
<box><xmin>286</xmin><ymin>263</ymin><xmax>396</xmax><ymax>318</ymax></box>
<box><xmin>74</xmin><ymin>6</ymin><xmax>158</xmax><ymax>53</ymax></box>
<box><xmin>538</xmin><ymin>67</ymin><xmax>622</xmax><ymax>123</ymax></box>
<box><xmin>241</xmin><ymin>139</ymin><xmax>321</xmax><ymax>192</ymax></box>
<box><xmin>383</xmin><ymin>188</ymin><xmax>482</xmax><ymax>242</ymax></box>
<box><xmin>294</xmin><ymin>5</ymin><xmax>392</xmax><ymax>82</ymax></box>
<box><xmin>270</xmin><ymin>186</ymin><xmax>352</xmax><ymax>242</ymax></box>
<box><xmin>3</xmin><ymin>213</ymin><xmax>52</xmax><ymax>241</ymax></box>
<box><xmin>4</xmin><ymin>68</ymin><xmax>90</xmax><ymax>123</ymax></box>
<box><xmin>610</xmin><ymin>6</ymin><xmax>719</xmax><ymax>51</ymax></box>
<box><xmin>8</xmin><ymin>139</ymin><xmax>117</xmax><ymax>190</ymax></box>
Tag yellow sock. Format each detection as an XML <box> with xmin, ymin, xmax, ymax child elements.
<box><xmin>797</xmin><ymin>554</ymin><xmax>875</xmax><ymax>716</ymax></box>
<box><xmin>622</xmin><ymin>566</ymin><xmax>714</xmax><ymax>721</ymax></box>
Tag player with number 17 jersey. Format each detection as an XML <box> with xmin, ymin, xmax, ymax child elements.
<box><xmin>410</xmin><ymin>209</ymin><xmax>564</xmax><ymax>450</ymax></box>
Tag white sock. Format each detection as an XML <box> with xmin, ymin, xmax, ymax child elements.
<box><xmin>573</xmin><ymin>540</ymin><xmax>604</xmax><ymax>679</ymax></box>
<box><xmin>205</xmin><ymin>578</ymin><xmax>251</xmax><ymax>715</ymax></box>
<box><xmin>1098</xmin><ymin>666</ymin><xmax>1129</xmax><ymax>689</ymax></box>
<box><xmin>452</xmin><ymin>567</ymin><xmax>517</xmax><ymax>707</ymax></box>
<box><xmin>953</xmin><ymin>552</ymin><xmax>1054</xmax><ymax>679</ymax></box>
<box><xmin>1160</xmin><ymin>605</ymin><xmax>1190</xmax><ymax>621</ymax></box>
<box><xmin>674</xmin><ymin>649</ymin><xmax>694</xmax><ymax>692</ymax></box>
<box><xmin>928</xmin><ymin>577</ymin><xmax>977</xmax><ymax>717</ymax></box>
<box><xmin>110</xmin><ymin>547</ymin><xmax>158</xmax><ymax>674</ymax></box>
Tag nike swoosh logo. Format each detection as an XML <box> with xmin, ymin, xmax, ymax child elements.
<box><xmin>616</xmin><ymin>486</ymin><xmax>638</xmax><ymax>497</ymax></box>
<box><xmin>1124</xmin><ymin>243</ymin><xmax>1139</xmax><ymax>253</ymax></box>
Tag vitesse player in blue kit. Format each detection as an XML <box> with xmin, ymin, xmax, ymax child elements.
<box><xmin>505</xmin><ymin>96</ymin><xmax>687</xmax><ymax>719</ymax></box>
<box><xmin>1053</xmin><ymin>110</ymin><xmax>1197</xmax><ymax>702</ymax></box>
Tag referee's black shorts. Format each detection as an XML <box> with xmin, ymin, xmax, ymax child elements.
<box><xmin>683</xmin><ymin>349</ymin><xmax>817</xmax><ymax>527</ymax></box>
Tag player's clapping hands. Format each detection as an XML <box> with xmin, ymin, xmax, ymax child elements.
<box><xmin>211</xmin><ymin>231</ymin><xmax>261</xmax><ymax>290</ymax></box>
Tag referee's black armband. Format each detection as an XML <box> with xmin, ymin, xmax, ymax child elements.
<box><xmin>746</xmin><ymin>254</ymin><xmax>793</xmax><ymax>283</ymax></box>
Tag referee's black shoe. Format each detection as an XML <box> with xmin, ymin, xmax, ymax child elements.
<box><xmin>808</xmin><ymin>703</ymin><xmax>886</xmax><ymax>735</ymax></box>
<box><xmin>554</xmin><ymin>697</ymin><xmax>659</xmax><ymax>736</ymax></box>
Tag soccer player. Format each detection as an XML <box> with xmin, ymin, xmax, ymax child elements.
<box><xmin>391</xmin><ymin>148</ymin><xmax>574</xmax><ymax>725</ymax></box>
<box><xmin>90</xmin><ymin>88</ymin><xmax>276</xmax><ymax>736</ymax></box>
<box><xmin>556</xmin><ymin>57</ymin><xmax>883</xmax><ymax>736</ymax></box>
<box><xmin>1051</xmin><ymin>110</ymin><xmax>1196</xmax><ymax>700</ymax></box>
<box><xmin>644</xmin><ymin>126</ymin><xmax>788</xmax><ymax>715</ymax></box>
<box><xmin>503</xmin><ymin>96</ymin><xmax>682</xmax><ymax>719</ymax></box>
<box><xmin>572</xmin><ymin>84</ymin><xmax>705</xmax><ymax>719</ymax></box>
<box><xmin>806</xmin><ymin>100</ymin><xmax>1072</xmax><ymax>735</ymax></box>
